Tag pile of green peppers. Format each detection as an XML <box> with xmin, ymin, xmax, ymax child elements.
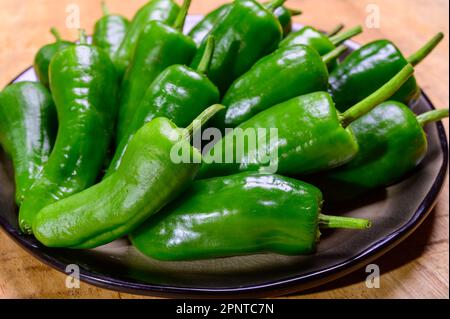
<box><xmin>0</xmin><ymin>0</ymin><xmax>447</xmax><ymax>262</ymax></box>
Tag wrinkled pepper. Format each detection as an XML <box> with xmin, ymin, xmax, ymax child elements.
<box><xmin>107</xmin><ymin>37</ymin><xmax>219</xmax><ymax>175</ymax></box>
<box><xmin>310</xmin><ymin>102</ymin><xmax>449</xmax><ymax>201</ymax></box>
<box><xmin>190</xmin><ymin>0</ymin><xmax>286</xmax><ymax>95</ymax></box>
<box><xmin>198</xmin><ymin>64</ymin><xmax>414</xmax><ymax>179</ymax></box>
<box><xmin>93</xmin><ymin>1</ymin><xmax>130</xmax><ymax>61</ymax></box>
<box><xmin>130</xmin><ymin>173</ymin><xmax>371</xmax><ymax>261</ymax></box>
<box><xmin>112</xmin><ymin>0</ymin><xmax>180</xmax><ymax>77</ymax></box>
<box><xmin>34</xmin><ymin>28</ymin><xmax>73</xmax><ymax>88</ymax></box>
<box><xmin>329</xmin><ymin>32</ymin><xmax>444</xmax><ymax>112</ymax></box>
<box><xmin>188</xmin><ymin>2</ymin><xmax>301</xmax><ymax>46</ymax></box>
<box><xmin>219</xmin><ymin>44</ymin><xmax>346</xmax><ymax>128</ymax></box>
<box><xmin>18</xmin><ymin>30</ymin><xmax>119</xmax><ymax>234</ymax></box>
<box><xmin>0</xmin><ymin>82</ymin><xmax>56</xmax><ymax>204</ymax></box>
<box><xmin>117</xmin><ymin>0</ymin><xmax>196</xmax><ymax>143</ymax></box>
<box><xmin>32</xmin><ymin>105</ymin><xmax>224</xmax><ymax>249</ymax></box>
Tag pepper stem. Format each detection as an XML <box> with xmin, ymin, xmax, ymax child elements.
<box><xmin>329</xmin><ymin>25</ymin><xmax>363</xmax><ymax>46</ymax></box>
<box><xmin>183</xmin><ymin>104</ymin><xmax>225</xmax><ymax>140</ymax></box>
<box><xmin>407</xmin><ymin>32</ymin><xmax>444</xmax><ymax>66</ymax></box>
<box><xmin>322</xmin><ymin>45</ymin><xmax>347</xmax><ymax>66</ymax></box>
<box><xmin>417</xmin><ymin>108</ymin><xmax>449</xmax><ymax>127</ymax></box>
<box><xmin>78</xmin><ymin>29</ymin><xmax>87</xmax><ymax>44</ymax></box>
<box><xmin>339</xmin><ymin>64</ymin><xmax>414</xmax><ymax>127</ymax></box>
<box><xmin>318</xmin><ymin>214</ymin><xmax>371</xmax><ymax>230</ymax></box>
<box><xmin>101</xmin><ymin>1</ymin><xmax>110</xmax><ymax>16</ymax></box>
<box><xmin>173</xmin><ymin>0</ymin><xmax>191</xmax><ymax>31</ymax></box>
<box><xmin>196</xmin><ymin>36</ymin><xmax>215</xmax><ymax>75</ymax></box>
<box><xmin>50</xmin><ymin>27</ymin><xmax>62</xmax><ymax>42</ymax></box>
<box><xmin>266</xmin><ymin>0</ymin><xmax>286</xmax><ymax>12</ymax></box>
<box><xmin>327</xmin><ymin>23</ymin><xmax>345</xmax><ymax>37</ymax></box>
<box><xmin>287</xmin><ymin>8</ymin><xmax>302</xmax><ymax>16</ymax></box>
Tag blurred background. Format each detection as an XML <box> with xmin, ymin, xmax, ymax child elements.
<box><xmin>0</xmin><ymin>0</ymin><xmax>448</xmax><ymax>298</ymax></box>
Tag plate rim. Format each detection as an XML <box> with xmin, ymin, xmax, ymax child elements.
<box><xmin>0</xmin><ymin>23</ymin><xmax>448</xmax><ymax>298</ymax></box>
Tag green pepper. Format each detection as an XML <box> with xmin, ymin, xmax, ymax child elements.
<box><xmin>0</xmin><ymin>82</ymin><xmax>56</xmax><ymax>204</ymax></box>
<box><xmin>107</xmin><ymin>37</ymin><xmax>219</xmax><ymax>176</ymax></box>
<box><xmin>117</xmin><ymin>0</ymin><xmax>196</xmax><ymax>144</ymax></box>
<box><xmin>190</xmin><ymin>0</ymin><xmax>286</xmax><ymax>95</ymax></box>
<box><xmin>93</xmin><ymin>1</ymin><xmax>130</xmax><ymax>61</ymax></box>
<box><xmin>112</xmin><ymin>0</ymin><xmax>180</xmax><ymax>77</ymax></box>
<box><xmin>198</xmin><ymin>64</ymin><xmax>414</xmax><ymax>179</ymax></box>
<box><xmin>32</xmin><ymin>105</ymin><xmax>224</xmax><ymax>249</ymax></box>
<box><xmin>130</xmin><ymin>173</ymin><xmax>371</xmax><ymax>261</ymax></box>
<box><xmin>188</xmin><ymin>2</ymin><xmax>301</xmax><ymax>46</ymax></box>
<box><xmin>219</xmin><ymin>44</ymin><xmax>345</xmax><ymax>128</ymax></box>
<box><xmin>33</xmin><ymin>28</ymin><xmax>73</xmax><ymax>88</ymax></box>
<box><xmin>18</xmin><ymin>30</ymin><xmax>119</xmax><ymax>234</ymax></box>
<box><xmin>329</xmin><ymin>32</ymin><xmax>444</xmax><ymax>112</ymax></box>
<box><xmin>279</xmin><ymin>25</ymin><xmax>362</xmax><ymax>56</ymax></box>
<box><xmin>309</xmin><ymin>102</ymin><xmax>449</xmax><ymax>202</ymax></box>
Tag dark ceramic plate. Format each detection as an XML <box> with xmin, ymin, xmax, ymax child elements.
<box><xmin>0</xmin><ymin>17</ymin><xmax>448</xmax><ymax>298</ymax></box>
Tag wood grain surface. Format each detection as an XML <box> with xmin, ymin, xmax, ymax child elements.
<box><xmin>0</xmin><ymin>0</ymin><xmax>448</xmax><ymax>299</ymax></box>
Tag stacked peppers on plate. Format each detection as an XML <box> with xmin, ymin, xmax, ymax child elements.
<box><xmin>0</xmin><ymin>0</ymin><xmax>447</xmax><ymax>261</ymax></box>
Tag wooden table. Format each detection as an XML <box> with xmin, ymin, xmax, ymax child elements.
<box><xmin>0</xmin><ymin>0</ymin><xmax>448</xmax><ymax>299</ymax></box>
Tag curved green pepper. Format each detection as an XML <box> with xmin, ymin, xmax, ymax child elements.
<box><xmin>117</xmin><ymin>0</ymin><xmax>196</xmax><ymax>143</ymax></box>
<box><xmin>0</xmin><ymin>82</ymin><xmax>56</xmax><ymax>204</ymax></box>
<box><xmin>107</xmin><ymin>37</ymin><xmax>219</xmax><ymax>176</ymax></box>
<box><xmin>329</xmin><ymin>33</ymin><xmax>444</xmax><ymax>112</ymax></box>
<box><xmin>310</xmin><ymin>102</ymin><xmax>449</xmax><ymax>201</ymax></box>
<box><xmin>33</xmin><ymin>28</ymin><xmax>73</xmax><ymax>88</ymax></box>
<box><xmin>18</xmin><ymin>30</ymin><xmax>119</xmax><ymax>234</ymax></box>
<box><xmin>93</xmin><ymin>1</ymin><xmax>130</xmax><ymax>61</ymax></box>
<box><xmin>188</xmin><ymin>2</ymin><xmax>301</xmax><ymax>46</ymax></box>
<box><xmin>32</xmin><ymin>105</ymin><xmax>224</xmax><ymax>249</ymax></box>
<box><xmin>130</xmin><ymin>173</ymin><xmax>371</xmax><ymax>261</ymax></box>
<box><xmin>220</xmin><ymin>44</ymin><xmax>342</xmax><ymax>128</ymax></box>
<box><xmin>198</xmin><ymin>64</ymin><xmax>414</xmax><ymax>179</ymax></box>
<box><xmin>190</xmin><ymin>0</ymin><xmax>286</xmax><ymax>95</ymax></box>
<box><xmin>112</xmin><ymin>0</ymin><xmax>180</xmax><ymax>77</ymax></box>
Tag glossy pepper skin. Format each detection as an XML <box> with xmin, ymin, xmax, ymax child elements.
<box><xmin>279</xmin><ymin>26</ymin><xmax>362</xmax><ymax>69</ymax></box>
<box><xmin>310</xmin><ymin>102</ymin><xmax>449</xmax><ymax>201</ymax></box>
<box><xmin>190</xmin><ymin>0</ymin><xmax>285</xmax><ymax>95</ymax></box>
<box><xmin>130</xmin><ymin>173</ymin><xmax>371</xmax><ymax>261</ymax></box>
<box><xmin>329</xmin><ymin>33</ymin><xmax>444</xmax><ymax>112</ymax></box>
<box><xmin>188</xmin><ymin>2</ymin><xmax>300</xmax><ymax>46</ymax></box>
<box><xmin>220</xmin><ymin>44</ymin><xmax>329</xmax><ymax>128</ymax></box>
<box><xmin>112</xmin><ymin>0</ymin><xmax>180</xmax><ymax>77</ymax></box>
<box><xmin>0</xmin><ymin>82</ymin><xmax>56</xmax><ymax>204</ymax></box>
<box><xmin>107</xmin><ymin>37</ymin><xmax>219</xmax><ymax>175</ymax></box>
<box><xmin>32</xmin><ymin>105</ymin><xmax>224</xmax><ymax>248</ymax></box>
<box><xmin>93</xmin><ymin>2</ymin><xmax>130</xmax><ymax>61</ymax></box>
<box><xmin>18</xmin><ymin>31</ymin><xmax>119</xmax><ymax>234</ymax></box>
<box><xmin>117</xmin><ymin>0</ymin><xmax>196</xmax><ymax>143</ymax></box>
<box><xmin>198</xmin><ymin>64</ymin><xmax>415</xmax><ymax>179</ymax></box>
<box><xmin>33</xmin><ymin>28</ymin><xmax>72</xmax><ymax>88</ymax></box>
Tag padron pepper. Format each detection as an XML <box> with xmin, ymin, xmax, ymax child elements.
<box><xmin>112</xmin><ymin>0</ymin><xmax>180</xmax><ymax>77</ymax></box>
<box><xmin>93</xmin><ymin>1</ymin><xmax>130</xmax><ymax>61</ymax></box>
<box><xmin>0</xmin><ymin>82</ymin><xmax>56</xmax><ymax>204</ymax></box>
<box><xmin>188</xmin><ymin>2</ymin><xmax>301</xmax><ymax>46</ymax></box>
<box><xmin>107</xmin><ymin>37</ymin><xmax>219</xmax><ymax>175</ymax></box>
<box><xmin>33</xmin><ymin>28</ymin><xmax>73</xmax><ymax>88</ymax></box>
<box><xmin>190</xmin><ymin>0</ymin><xmax>286</xmax><ymax>95</ymax></box>
<box><xmin>329</xmin><ymin>32</ymin><xmax>444</xmax><ymax>112</ymax></box>
<box><xmin>219</xmin><ymin>44</ymin><xmax>347</xmax><ymax>128</ymax></box>
<box><xmin>18</xmin><ymin>30</ymin><xmax>119</xmax><ymax>234</ymax></box>
<box><xmin>198</xmin><ymin>64</ymin><xmax>414</xmax><ymax>179</ymax></box>
<box><xmin>130</xmin><ymin>173</ymin><xmax>371</xmax><ymax>261</ymax></box>
<box><xmin>117</xmin><ymin>0</ymin><xmax>196</xmax><ymax>143</ymax></box>
<box><xmin>309</xmin><ymin>102</ymin><xmax>449</xmax><ymax>201</ymax></box>
<box><xmin>32</xmin><ymin>105</ymin><xmax>224</xmax><ymax>249</ymax></box>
